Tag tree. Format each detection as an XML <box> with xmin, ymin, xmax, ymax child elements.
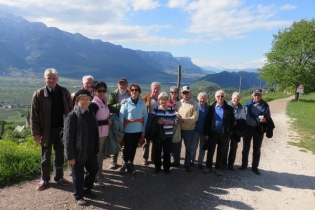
<box><xmin>260</xmin><ymin>19</ymin><xmax>315</xmax><ymax>93</ymax></box>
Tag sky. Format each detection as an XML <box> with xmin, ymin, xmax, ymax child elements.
<box><xmin>0</xmin><ymin>0</ymin><xmax>314</xmax><ymax>70</ymax></box>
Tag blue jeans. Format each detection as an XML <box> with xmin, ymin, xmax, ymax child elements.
<box><xmin>173</xmin><ymin>129</ymin><xmax>194</xmax><ymax>167</ymax></box>
<box><xmin>72</xmin><ymin>154</ymin><xmax>98</xmax><ymax>200</ymax></box>
<box><xmin>191</xmin><ymin>132</ymin><xmax>206</xmax><ymax>165</ymax></box>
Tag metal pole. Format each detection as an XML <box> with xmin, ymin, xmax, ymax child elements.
<box><xmin>239</xmin><ymin>76</ymin><xmax>242</xmax><ymax>93</ymax></box>
<box><xmin>177</xmin><ymin>65</ymin><xmax>181</xmax><ymax>91</ymax></box>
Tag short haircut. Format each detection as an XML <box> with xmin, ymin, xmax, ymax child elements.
<box><xmin>82</xmin><ymin>75</ymin><xmax>94</xmax><ymax>83</ymax></box>
<box><xmin>215</xmin><ymin>90</ymin><xmax>226</xmax><ymax>98</ymax></box>
<box><xmin>158</xmin><ymin>92</ymin><xmax>169</xmax><ymax>100</ymax></box>
<box><xmin>170</xmin><ymin>86</ymin><xmax>178</xmax><ymax>93</ymax></box>
<box><xmin>44</xmin><ymin>68</ymin><xmax>58</xmax><ymax>77</ymax></box>
<box><xmin>232</xmin><ymin>92</ymin><xmax>241</xmax><ymax>98</ymax></box>
<box><xmin>198</xmin><ymin>92</ymin><xmax>208</xmax><ymax>100</ymax></box>
<box><xmin>94</xmin><ymin>81</ymin><xmax>107</xmax><ymax>92</ymax></box>
<box><xmin>129</xmin><ymin>83</ymin><xmax>142</xmax><ymax>94</ymax></box>
<box><xmin>151</xmin><ymin>82</ymin><xmax>161</xmax><ymax>89</ymax></box>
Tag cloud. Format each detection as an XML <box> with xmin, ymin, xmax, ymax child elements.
<box><xmin>183</xmin><ymin>0</ymin><xmax>292</xmax><ymax>39</ymax></box>
<box><xmin>280</xmin><ymin>4</ymin><xmax>297</xmax><ymax>10</ymax></box>
<box><xmin>192</xmin><ymin>58</ymin><xmax>266</xmax><ymax>69</ymax></box>
<box><xmin>167</xmin><ymin>0</ymin><xmax>189</xmax><ymax>8</ymax></box>
<box><xmin>131</xmin><ymin>0</ymin><xmax>160</xmax><ymax>11</ymax></box>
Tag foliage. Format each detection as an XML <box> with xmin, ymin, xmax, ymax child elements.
<box><xmin>286</xmin><ymin>93</ymin><xmax>315</xmax><ymax>154</ymax></box>
<box><xmin>260</xmin><ymin>19</ymin><xmax>315</xmax><ymax>93</ymax></box>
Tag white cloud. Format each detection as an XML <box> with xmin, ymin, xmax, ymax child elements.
<box><xmin>192</xmin><ymin>58</ymin><xmax>266</xmax><ymax>69</ymax></box>
<box><xmin>280</xmin><ymin>4</ymin><xmax>297</xmax><ymax>10</ymax></box>
<box><xmin>131</xmin><ymin>0</ymin><xmax>160</xmax><ymax>11</ymax></box>
<box><xmin>183</xmin><ymin>0</ymin><xmax>292</xmax><ymax>39</ymax></box>
<box><xmin>167</xmin><ymin>0</ymin><xmax>189</xmax><ymax>8</ymax></box>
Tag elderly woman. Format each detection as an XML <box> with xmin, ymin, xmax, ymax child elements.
<box><xmin>191</xmin><ymin>92</ymin><xmax>209</xmax><ymax>169</ymax></box>
<box><xmin>203</xmin><ymin>90</ymin><xmax>234</xmax><ymax>176</ymax></box>
<box><xmin>222</xmin><ymin>92</ymin><xmax>246</xmax><ymax>171</ymax></box>
<box><xmin>119</xmin><ymin>84</ymin><xmax>148</xmax><ymax>174</ymax></box>
<box><xmin>63</xmin><ymin>89</ymin><xmax>99</xmax><ymax>206</ymax></box>
<box><xmin>167</xmin><ymin>86</ymin><xmax>180</xmax><ymax>107</ymax></box>
<box><xmin>151</xmin><ymin>92</ymin><xmax>178</xmax><ymax>174</ymax></box>
<box><xmin>89</xmin><ymin>81</ymin><xmax>113</xmax><ymax>187</ymax></box>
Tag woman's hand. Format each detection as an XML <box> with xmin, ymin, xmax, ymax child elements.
<box><xmin>108</xmin><ymin>119</ymin><xmax>113</xmax><ymax>125</ymax></box>
<box><xmin>157</xmin><ymin>118</ymin><xmax>164</xmax><ymax>124</ymax></box>
<box><xmin>68</xmin><ymin>159</ymin><xmax>75</xmax><ymax>167</ymax></box>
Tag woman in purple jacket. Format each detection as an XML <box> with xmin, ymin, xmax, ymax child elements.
<box><xmin>90</xmin><ymin>81</ymin><xmax>113</xmax><ymax>187</ymax></box>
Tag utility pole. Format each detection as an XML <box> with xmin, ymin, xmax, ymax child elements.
<box><xmin>177</xmin><ymin>65</ymin><xmax>181</xmax><ymax>91</ymax></box>
<box><xmin>239</xmin><ymin>76</ymin><xmax>242</xmax><ymax>93</ymax></box>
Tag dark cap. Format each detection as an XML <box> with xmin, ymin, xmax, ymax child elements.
<box><xmin>253</xmin><ymin>89</ymin><xmax>262</xmax><ymax>94</ymax></box>
<box><xmin>74</xmin><ymin>89</ymin><xmax>93</xmax><ymax>102</ymax></box>
<box><xmin>118</xmin><ymin>77</ymin><xmax>128</xmax><ymax>83</ymax></box>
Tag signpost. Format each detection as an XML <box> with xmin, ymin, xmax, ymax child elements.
<box><xmin>296</xmin><ymin>84</ymin><xmax>304</xmax><ymax>102</ymax></box>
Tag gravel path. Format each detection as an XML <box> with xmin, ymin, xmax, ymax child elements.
<box><xmin>1</xmin><ymin>96</ymin><xmax>315</xmax><ymax>210</ymax></box>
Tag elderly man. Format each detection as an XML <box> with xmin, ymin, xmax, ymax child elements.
<box><xmin>203</xmin><ymin>90</ymin><xmax>234</xmax><ymax>176</ymax></box>
<box><xmin>173</xmin><ymin>86</ymin><xmax>198</xmax><ymax>171</ymax></box>
<box><xmin>107</xmin><ymin>77</ymin><xmax>130</xmax><ymax>169</ymax></box>
<box><xmin>71</xmin><ymin>75</ymin><xmax>94</xmax><ymax>101</ymax></box>
<box><xmin>141</xmin><ymin>82</ymin><xmax>161</xmax><ymax>165</ymax></box>
<box><xmin>30</xmin><ymin>68</ymin><xmax>73</xmax><ymax>190</ymax></box>
<box><xmin>240</xmin><ymin>89</ymin><xmax>271</xmax><ymax>175</ymax></box>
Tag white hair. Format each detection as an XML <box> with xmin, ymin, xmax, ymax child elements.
<box><xmin>170</xmin><ymin>86</ymin><xmax>178</xmax><ymax>93</ymax></box>
<box><xmin>151</xmin><ymin>82</ymin><xmax>161</xmax><ymax>89</ymax></box>
<box><xmin>44</xmin><ymin>68</ymin><xmax>58</xmax><ymax>77</ymax></box>
<box><xmin>82</xmin><ymin>75</ymin><xmax>94</xmax><ymax>83</ymax></box>
<box><xmin>158</xmin><ymin>92</ymin><xmax>169</xmax><ymax>100</ymax></box>
<box><xmin>232</xmin><ymin>92</ymin><xmax>241</xmax><ymax>99</ymax></box>
<box><xmin>215</xmin><ymin>90</ymin><xmax>226</xmax><ymax>98</ymax></box>
<box><xmin>198</xmin><ymin>92</ymin><xmax>208</xmax><ymax>100</ymax></box>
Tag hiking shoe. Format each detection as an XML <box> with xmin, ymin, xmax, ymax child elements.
<box><xmin>94</xmin><ymin>180</ymin><xmax>105</xmax><ymax>187</ymax></box>
<box><xmin>215</xmin><ymin>169</ymin><xmax>223</xmax><ymax>176</ymax></box>
<box><xmin>203</xmin><ymin>168</ymin><xmax>211</xmax><ymax>174</ymax></box>
<box><xmin>84</xmin><ymin>192</ymin><xmax>97</xmax><ymax>199</ymax></box>
<box><xmin>109</xmin><ymin>162</ymin><xmax>116</xmax><ymax>169</ymax></box>
<box><xmin>119</xmin><ymin>164</ymin><xmax>127</xmax><ymax>174</ymax></box>
<box><xmin>77</xmin><ymin>199</ymin><xmax>87</xmax><ymax>206</ymax></box>
<box><xmin>184</xmin><ymin>166</ymin><xmax>191</xmax><ymax>172</ymax></box>
<box><xmin>128</xmin><ymin>163</ymin><xmax>136</xmax><ymax>174</ymax></box>
<box><xmin>56</xmin><ymin>177</ymin><xmax>71</xmax><ymax>185</ymax></box>
<box><xmin>198</xmin><ymin>164</ymin><xmax>203</xmax><ymax>169</ymax></box>
<box><xmin>251</xmin><ymin>168</ymin><xmax>261</xmax><ymax>175</ymax></box>
<box><xmin>142</xmin><ymin>159</ymin><xmax>149</xmax><ymax>165</ymax></box>
<box><xmin>36</xmin><ymin>180</ymin><xmax>48</xmax><ymax>190</ymax></box>
<box><xmin>190</xmin><ymin>162</ymin><xmax>195</xmax><ymax>167</ymax></box>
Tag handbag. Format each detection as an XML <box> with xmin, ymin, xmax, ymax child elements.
<box><xmin>172</xmin><ymin>123</ymin><xmax>181</xmax><ymax>143</ymax></box>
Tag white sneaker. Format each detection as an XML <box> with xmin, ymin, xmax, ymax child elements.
<box><xmin>94</xmin><ymin>180</ymin><xmax>105</xmax><ymax>187</ymax></box>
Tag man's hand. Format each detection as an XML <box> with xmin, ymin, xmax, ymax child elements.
<box><xmin>108</xmin><ymin>119</ymin><xmax>113</xmax><ymax>125</ymax></box>
<box><xmin>33</xmin><ymin>135</ymin><xmax>41</xmax><ymax>144</ymax></box>
<box><xmin>177</xmin><ymin>118</ymin><xmax>185</xmax><ymax>124</ymax></box>
<box><xmin>121</xmin><ymin>99</ymin><xmax>127</xmax><ymax>104</ymax></box>
<box><xmin>205</xmin><ymin>135</ymin><xmax>209</xmax><ymax>141</ymax></box>
<box><xmin>68</xmin><ymin>159</ymin><xmax>75</xmax><ymax>167</ymax></box>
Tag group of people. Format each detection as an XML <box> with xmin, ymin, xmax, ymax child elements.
<box><xmin>30</xmin><ymin>68</ymin><xmax>274</xmax><ymax>206</ymax></box>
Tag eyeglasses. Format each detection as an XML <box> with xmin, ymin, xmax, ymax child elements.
<box><xmin>170</xmin><ymin>92</ymin><xmax>177</xmax><ymax>94</ymax></box>
<box><xmin>131</xmin><ymin>89</ymin><xmax>139</xmax><ymax>92</ymax></box>
<box><xmin>97</xmin><ymin>89</ymin><xmax>106</xmax><ymax>93</ymax></box>
<box><xmin>216</xmin><ymin>95</ymin><xmax>224</xmax><ymax>98</ymax></box>
<box><xmin>182</xmin><ymin>92</ymin><xmax>189</xmax><ymax>95</ymax></box>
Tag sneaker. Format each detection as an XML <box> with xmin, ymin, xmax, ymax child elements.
<box><xmin>119</xmin><ymin>164</ymin><xmax>128</xmax><ymax>174</ymax></box>
<box><xmin>56</xmin><ymin>177</ymin><xmax>71</xmax><ymax>185</ymax></box>
<box><xmin>109</xmin><ymin>162</ymin><xmax>116</xmax><ymax>169</ymax></box>
<box><xmin>190</xmin><ymin>162</ymin><xmax>195</xmax><ymax>167</ymax></box>
<box><xmin>128</xmin><ymin>163</ymin><xmax>136</xmax><ymax>174</ymax></box>
<box><xmin>184</xmin><ymin>166</ymin><xmax>191</xmax><ymax>172</ymax></box>
<box><xmin>84</xmin><ymin>191</ymin><xmax>97</xmax><ymax>199</ymax></box>
<box><xmin>94</xmin><ymin>180</ymin><xmax>105</xmax><ymax>187</ymax></box>
<box><xmin>198</xmin><ymin>164</ymin><xmax>203</xmax><ymax>169</ymax></box>
<box><xmin>203</xmin><ymin>168</ymin><xmax>211</xmax><ymax>174</ymax></box>
<box><xmin>215</xmin><ymin>169</ymin><xmax>223</xmax><ymax>176</ymax></box>
<box><xmin>142</xmin><ymin>159</ymin><xmax>149</xmax><ymax>165</ymax></box>
<box><xmin>251</xmin><ymin>168</ymin><xmax>261</xmax><ymax>175</ymax></box>
<box><xmin>36</xmin><ymin>180</ymin><xmax>48</xmax><ymax>190</ymax></box>
<box><xmin>77</xmin><ymin>199</ymin><xmax>87</xmax><ymax>206</ymax></box>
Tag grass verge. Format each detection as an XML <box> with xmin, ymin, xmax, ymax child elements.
<box><xmin>286</xmin><ymin>93</ymin><xmax>315</xmax><ymax>154</ymax></box>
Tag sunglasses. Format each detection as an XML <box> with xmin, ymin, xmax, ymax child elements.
<box><xmin>131</xmin><ymin>89</ymin><xmax>139</xmax><ymax>92</ymax></box>
<box><xmin>182</xmin><ymin>92</ymin><xmax>190</xmax><ymax>95</ymax></box>
<box><xmin>97</xmin><ymin>89</ymin><xmax>106</xmax><ymax>93</ymax></box>
<box><xmin>216</xmin><ymin>95</ymin><xmax>224</xmax><ymax>98</ymax></box>
<box><xmin>254</xmin><ymin>94</ymin><xmax>262</xmax><ymax>97</ymax></box>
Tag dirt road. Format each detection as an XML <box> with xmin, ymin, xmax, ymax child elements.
<box><xmin>1</xmin><ymin>96</ymin><xmax>314</xmax><ymax>210</ymax></box>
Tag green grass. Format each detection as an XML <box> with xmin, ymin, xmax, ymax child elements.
<box><xmin>286</xmin><ymin>93</ymin><xmax>315</xmax><ymax>154</ymax></box>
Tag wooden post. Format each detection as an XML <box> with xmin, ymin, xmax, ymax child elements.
<box><xmin>177</xmin><ymin>65</ymin><xmax>181</xmax><ymax>91</ymax></box>
<box><xmin>239</xmin><ymin>76</ymin><xmax>242</xmax><ymax>93</ymax></box>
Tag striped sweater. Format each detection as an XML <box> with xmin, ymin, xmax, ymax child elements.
<box><xmin>151</xmin><ymin>106</ymin><xmax>178</xmax><ymax>137</ymax></box>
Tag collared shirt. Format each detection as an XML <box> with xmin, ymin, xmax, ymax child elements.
<box><xmin>228</xmin><ymin>101</ymin><xmax>246</xmax><ymax>120</ymax></box>
<box><xmin>118</xmin><ymin>91</ymin><xmax>129</xmax><ymax>103</ymax></box>
<box><xmin>79</xmin><ymin>107</ymin><xmax>88</xmax><ymax>114</ymax></box>
<box><xmin>149</xmin><ymin>97</ymin><xmax>159</xmax><ymax>114</ymax></box>
<box><xmin>213</xmin><ymin>103</ymin><xmax>224</xmax><ymax>133</ymax></box>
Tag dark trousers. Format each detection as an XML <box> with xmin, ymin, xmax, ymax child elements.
<box><xmin>143</xmin><ymin>139</ymin><xmax>155</xmax><ymax>161</ymax></box>
<box><xmin>222</xmin><ymin>133</ymin><xmax>241</xmax><ymax>166</ymax></box>
<box><xmin>41</xmin><ymin>127</ymin><xmax>64</xmax><ymax>182</ymax></box>
<box><xmin>72</xmin><ymin>154</ymin><xmax>99</xmax><ymax>200</ymax></box>
<box><xmin>153</xmin><ymin>137</ymin><xmax>172</xmax><ymax>171</ymax></box>
<box><xmin>123</xmin><ymin>132</ymin><xmax>142</xmax><ymax>163</ymax></box>
<box><xmin>241</xmin><ymin>125</ymin><xmax>264</xmax><ymax>169</ymax></box>
<box><xmin>205</xmin><ymin>132</ymin><xmax>230</xmax><ymax>169</ymax></box>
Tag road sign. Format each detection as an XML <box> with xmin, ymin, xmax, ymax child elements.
<box><xmin>296</xmin><ymin>84</ymin><xmax>304</xmax><ymax>93</ymax></box>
